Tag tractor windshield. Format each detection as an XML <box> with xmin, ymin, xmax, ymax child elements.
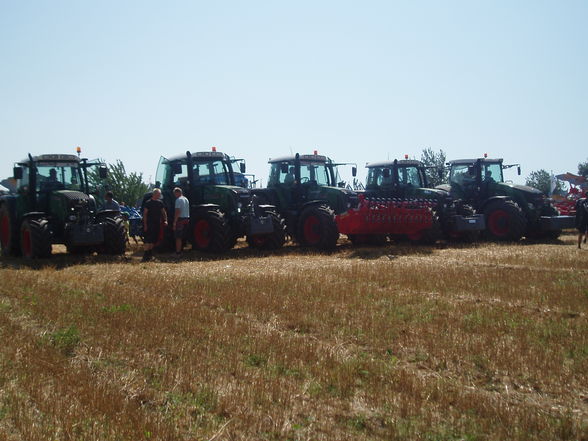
<box><xmin>482</xmin><ymin>162</ymin><xmax>503</xmax><ymax>183</ymax></box>
<box><xmin>34</xmin><ymin>163</ymin><xmax>83</xmax><ymax>192</ymax></box>
<box><xmin>367</xmin><ymin>167</ymin><xmax>394</xmax><ymax>187</ymax></box>
<box><xmin>299</xmin><ymin>161</ymin><xmax>331</xmax><ymax>186</ymax></box>
<box><xmin>192</xmin><ymin>159</ymin><xmax>230</xmax><ymax>185</ymax></box>
<box><xmin>449</xmin><ymin>164</ymin><xmax>476</xmax><ymax>187</ymax></box>
<box><xmin>268</xmin><ymin>162</ymin><xmax>294</xmax><ymax>186</ymax></box>
<box><xmin>398</xmin><ymin>166</ymin><xmax>423</xmax><ymax>187</ymax></box>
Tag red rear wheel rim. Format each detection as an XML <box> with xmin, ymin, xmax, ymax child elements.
<box><xmin>22</xmin><ymin>228</ymin><xmax>32</xmax><ymax>257</ymax></box>
<box><xmin>303</xmin><ymin>215</ymin><xmax>321</xmax><ymax>244</ymax></box>
<box><xmin>0</xmin><ymin>215</ymin><xmax>9</xmax><ymax>248</ymax></box>
<box><xmin>193</xmin><ymin>220</ymin><xmax>211</xmax><ymax>248</ymax></box>
<box><xmin>488</xmin><ymin>210</ymin><xmax>510</xmax><ymax>236</ymax></box>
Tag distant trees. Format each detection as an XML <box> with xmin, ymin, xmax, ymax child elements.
<box><xmin>578</xmin><ymin>158</ymin><xmax>588</xmax><ymax>178</ymax></box>
<box><xmin>420</xmin><ymin>148</ymin><xmax>448</xmax><ymax>186</ymax></box>
<box><xmin>525</xmin><ymin>169</ymin><xmax>562</xmax><ymax>195</ymax></box>
<box><xmin>89</xmin><ymin>160</ymin><xmax>148</xmax><ymax>207</ymax></box>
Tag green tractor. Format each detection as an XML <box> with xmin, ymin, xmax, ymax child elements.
<box><xmin>153</xmin><ymin>149</ymin><xmax>286</xmax><ymax>252</ymax></box>
<box><xmin>363</xmin><ymin>159</ymin><xmax>485</xmax><ymax>243</ymax></box>
<box><xmin>0</xmin><ymin>153</ymin><xmax>126</xmax><ymax>258</ymax></box>
<box><xmin>252</xmin><ymin>152</ymin><xmax>358</xmax><ymax>249</ymax></box>
<box><xmin>440</xmin><ymin>157</ymin><xmax>574</xmax><ymax>240</ymax></box>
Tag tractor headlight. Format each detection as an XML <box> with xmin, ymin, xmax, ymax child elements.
<box><xmin>527</xmin><ymin>203</ymin><xmax>534</xmax><ymax>210</ymax></box>
<box><xmin>237</xmin><ymin>202</ymin><xmax>243</xmax><ymax>213</ymax></box>
<box><xmin>68</xmin><ymin>215</ymin><xmax>77</xmax><ymax>221</ymax></box>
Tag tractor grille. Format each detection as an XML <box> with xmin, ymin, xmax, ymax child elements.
<box><xmin>61</xmin><ymin>191</ymin><xmax>90</xmax><ymax>202</ymax></box>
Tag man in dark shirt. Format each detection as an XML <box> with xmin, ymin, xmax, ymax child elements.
<box><xmin>142</xmin><ymin>188</ymin><xmax>168</xmax><ymax>261</ymax></box>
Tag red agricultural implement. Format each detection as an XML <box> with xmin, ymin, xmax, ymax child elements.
<box><xmin>552</xmin><ymin>173</ymin><xmax>587</xmax><ymax>216</ymax></box>
<box><xmin>335</xmin><ymin>194</ymin><xmax>436</xmax><ymax>242</ymax></box>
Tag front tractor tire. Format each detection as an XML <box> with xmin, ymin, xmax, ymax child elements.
<box><xmin>191</xmin><ymin>209</ymin><xmax>233</xmax><ymax>253</ymax></box>
<box><xmin>20</xmin><ymin>218</ymin><xmax>52</xmax><ymax>259</ymax></box>
<box><xmin>297</xmin><ymin>205</ymin><xmax>339</xmax><ymax>250</ymax></box>
<box><xmin>0</xmin><ymin>205</ymin><xmax>20</xmax><ymax>257</ymax></box>
<box><xmin>484</xmin><ymin>200</ymin><xmax>526</xmax><ymax>241</ymax></box>
<box><xmin>100</xmin><ymin>215</ymin><xmax>127</xmax><ymax>255</ymax></box>
<box><xmin>247</xmin><ymin>211</ymin><xmax>286</xmax><ymax>250</ymax></box>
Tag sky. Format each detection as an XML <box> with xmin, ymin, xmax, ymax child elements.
<box><xmin>1</xmin><ymin>0</ymin><xmax>587</xmax><ymax>188</ymax></box>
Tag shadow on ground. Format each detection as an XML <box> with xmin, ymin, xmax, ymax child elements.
<box><xmin>0</xmin><ymin>232</ymin><xmax>574</xmax><ymax>270</ymax></box>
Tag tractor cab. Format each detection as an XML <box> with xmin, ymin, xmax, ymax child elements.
<box><xmin>155</xmin><ymin>150</ymin><xmax>250</xmax><ymax>212</ymax></box>
<box><xmin>265</xmin><ymin>152</ymin><xmax>357</xmax><ymax>215</ymax></box>
<box><xmin>366</xmin><ymin>160</ymin><xmax>448</xmax><ymax>200</ymax></box>
<box><xmin>13</xmin><ymin>154</ymin><xmax>107</xmax><ymax>217</ymax></box>
<box><xmin>447</xmin><ymin>158</ymin><xmax>525</xmax><ymax>204</ymax></box>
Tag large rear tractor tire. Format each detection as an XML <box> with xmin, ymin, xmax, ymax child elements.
<box><xmin>20</xmin><ymin>218</ymin><xmax>52</xmax><ymax>258</ymax></box>
<box><xmin>297</xmin><ymin>205</ymin><xmax>339</xmax><ymax>250</ymax></box>
<box><xmin>484</xmin><ymin>200</ymin><xmax>526</xmax><ymax>241</ymax></box>
<box><xmin>0</xmin><ymin>204</ymin><xmax>20</xmax><ymax>257</ymax></box>
<box><xmin>191</xmin><ymin>209</ymin><xmax>233</xmax><ymax>253</ymax></box>
<box><xmin>527</xmin><ymin>205</ymin><xmax>562</xmax><ymax>240</ymax></box>
<box><xmin>100</xmin><ymin>216</ymin><xmax>127</xmax><ymax>255</ymax></box>
<box><xmin>247</xmin><ymin>211</ymin><xmax>286</xmax><ymax>250</ymax></box>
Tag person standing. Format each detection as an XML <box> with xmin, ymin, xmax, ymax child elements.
<box><xmin>142</xmin><ymin>188</ymin><xmax>168</xmax><ymax>261</ymax></box>
<box><xmin>575</xmin><ymin>191</ymin><xmax>588</xmax><ymax>249</ymax></box>
<box><xmin>173</xmin><ymin>187</ymin><xmax>190</xmax><ymax>256</ymax></box>
<box><xmin>104</xmin><ymin>191</ymin><xmax>121</xmax><ymax>211</ymax></box>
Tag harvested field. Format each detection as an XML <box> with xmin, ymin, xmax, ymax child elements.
<box><xmin>0</xmin><ymin>232</ymin><xmax>587</xmax><ymax>440</ymax></box>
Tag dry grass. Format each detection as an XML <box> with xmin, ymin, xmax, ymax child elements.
<box><xmin>0</xmin><ymin>232</ymin><xmax>587</xmax><ymax>440</ymax></box>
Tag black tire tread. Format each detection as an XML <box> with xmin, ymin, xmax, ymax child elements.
<box><xmin>192</xmin><ymin>209</ymin><xmax>233</xmax><ymax>253</ymax></box>
<box><xmin>21</xmin><ymin>218</ymin><xmax>52</xmax><ymax>258</ymax></box>
<box><xmin>100</xmin><ymin>216</ymin><xmax>127</xmax><ymax>255</ymax></box>
<box><xmin>297</xmin><ymin>205</ymin><xmax>339</xmax><ymax>250</ymax></box>
<box><xmin>247</xmin><ymin>211</ymin><xmax>287</xmax><ymax>250</ymax></box>
<box><xmin>0</xmin><ymin>204</ymin><xmax>20</xmax><ymax>257</ymax></box>
<box><xmin>484</xmin><ymin>200</ymin><xmax>526</xmax><ymax>241</ymax></box>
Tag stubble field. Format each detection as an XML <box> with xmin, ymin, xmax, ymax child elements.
<box><xmin>0</xmin><ymin>232</ymin><xmax>587</xmax><ymax>440</ymax></box>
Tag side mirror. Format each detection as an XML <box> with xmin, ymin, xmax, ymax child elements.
<box><xmin>517</xmin><ymin>166</ymin><xmax>521</xmax><ymax>176</ymax></box>
<box><xmin>240</xmin><ymin>162</ymin><xmax>246</xmax><ymax>174</ymax></box>
<box><xmin>382</xmin><ymin>168</ymin><xmax>391</xmax><ymax>178</ymax></box>
<box><xmin>352</xmin><ymin>166</ymin><xmax>357</xmax><ymax>177</ymax></box>
<box><xmin>98</xmin><ymin>165</ymin><xmax>108</xmax><ymax>179</ymax></box>
<box><xmin>280</xmin><ymin>163</ymin><xmax>289</xmax><ymax>174</ymax></box>
<box><xmin>467</xmin><ymin>166</ymin><xmax>475</xmax><ymax>176</ymax></box>
<box><xmin>13</xmin><ymin>167</ymin><xmax>23</xmax><ymax>179</ymax></box>
<box><xmin>155</xmin><ymin>181</ymin><xmax>161</xmax><ymax>189</ymax></box>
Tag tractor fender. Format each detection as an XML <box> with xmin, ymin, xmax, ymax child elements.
<box><xmin>192</xmin><ymin>203</ymin><xmax>221</xmax><ymax>212</ymax></box>
<box><xmin>479</xmin><ymin>196</ymin><xmax>514</xmax><ymax>212</ymax></box>
<box><xmin>22</xmin><ymin>212</ymin><xmax>47</xmax><ymax>220</ymax></box>
<box><xmin>301</xmin><ymin>199</ymin><xmax>328</xmax><ymax>211</ymax></box>
<box><xmin>95</xmin><ymin>210</ymin><xmax>122</xmax><ymax>221</ymax></box>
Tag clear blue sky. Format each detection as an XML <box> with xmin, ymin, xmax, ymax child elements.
<box><xmin>1</xmin><ymin>0</ymin><xmax>586</xmax><ymax>187</ymax></box>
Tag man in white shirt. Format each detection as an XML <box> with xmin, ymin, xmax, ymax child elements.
<box><xmin>173</xmin><ymin>187</ymin><xmax>190</xmax><ymax>255</ymax></box>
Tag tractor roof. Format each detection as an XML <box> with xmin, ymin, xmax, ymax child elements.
<box><xmin>448</xmin><ymin>158</ymin><xmax>503</xmax><ymax>165</ymax></box>
<box><xmin>166</xmin><ymin>151</ymin><xmax>228</xmax><ymax>162</ymax></box>
<box><xmin>366</xmin><ymin>159</ymin><xmax>423</xmax><ymax>168</ymax></box>
<box><xmin>269</xmin><ymin>153</ymin><xmax>329</xmax><ymax>164</ymax></box>
<box><xmin>20</xmin><ymin>154</ymin><xmax>80</xmax><ymax>164</ymax></box>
